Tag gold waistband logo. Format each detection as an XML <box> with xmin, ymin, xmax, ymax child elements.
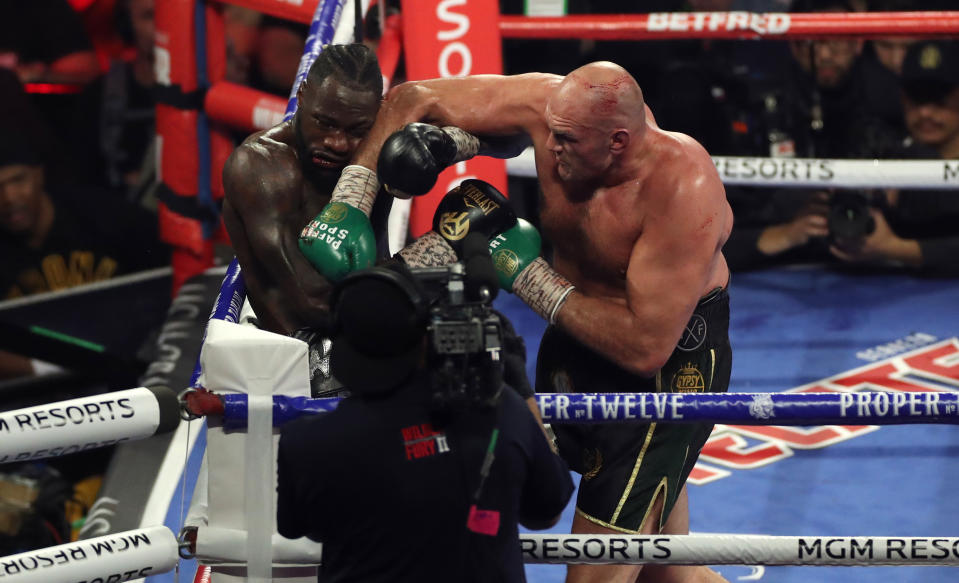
<box><xmin>672</xmin><ymin>362</ymin><xmax>705</xmax><ymax>393</ymax></box>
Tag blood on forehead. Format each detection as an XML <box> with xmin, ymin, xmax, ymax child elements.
<box><xmin>569</xmin><ymin>72</ymin><xmax>633</xmax><ymax>116</ymax></box>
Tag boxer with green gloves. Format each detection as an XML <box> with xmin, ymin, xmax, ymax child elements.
<box><xmin>489</xmin><ymin>219</ymin><xmax>575</xmax><ymax>325</ymax></box>
<box><xmin>298</xmin><ymin>165</ymin><xmax>380</xmax><ymax>282</ymax></box>
<box><xmin>396</xmin><ymin>178</ymin><xmax>517</xmax><ymax>268</ymax></box>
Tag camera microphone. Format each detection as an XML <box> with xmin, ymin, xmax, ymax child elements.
<box><xmin>463</xmin><ymin>233</ymin><xmax>499</xmax><ymax>303</ymax></box>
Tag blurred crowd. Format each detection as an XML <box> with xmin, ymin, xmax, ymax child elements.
<box><xmin>2</xmin><ymin>0</ymin><xmax>957</xmax><ymax>306</ymax></box>
<box><xmin>502</xmin><ymin>0</ymin><xmax>959</xmax><ymax>277</ymax></box>
<box><xmin>0</xmin><ymin>0</ymin><xmax>957</xmax><ymax>556</ymax></box>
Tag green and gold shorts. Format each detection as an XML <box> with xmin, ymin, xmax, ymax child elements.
<box><xmin>535</xmin><ymin>288</ymin><xmax>731</xmax><ymax>533</ymax></box>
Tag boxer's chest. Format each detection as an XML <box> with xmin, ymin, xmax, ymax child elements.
<box><xmin>540</xmin><ymin>185</ymin><xmax>641</xmax><ymax>283</ymax></box>
<box><xmin>297</xmin><ymin>185</ymin><xmax>333</xmax><ymax>228</ymax></box>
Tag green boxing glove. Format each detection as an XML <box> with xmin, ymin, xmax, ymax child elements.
<box><xmin>488</xmin><ymin>218</ymin><xmax>542</xmax><ymax>290</ymax></box>
<box><xmin>299</xmin><ymin>202</ymin><xmax>376</xmax><ymax>282</ymax></box>
<box><xmin>489</xmin><ymin>219</ymin><xmax>576</xmax><ymax>325</ymax></box>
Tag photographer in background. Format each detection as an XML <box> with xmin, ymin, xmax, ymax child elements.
<box><xmin>828</xmin><ymin>40</ymin><xmax>959</xmax><ymax>276</ymax></box>
<box><xmin>276</xmin><ymin>259</ymin><xmax>573</xmax><ymax>582</ymax></box>
<box><xmin>724</xmin><ymin>0</ymin><xmax>908</xmax><ymax>272</ymax></box>
<box><xmin>724</xmin><ymin>39</ymin><xmax>959</xmax><ymax>276</ymax></box>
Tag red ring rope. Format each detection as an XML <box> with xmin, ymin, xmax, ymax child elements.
<box><xmin>499</xmin><ymin>11</ymin><xmax>959</xmax><ymax>40</ymax></box>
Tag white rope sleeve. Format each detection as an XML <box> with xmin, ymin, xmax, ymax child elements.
<box><xmin>505</xmin><ymin>148</ymin><xmax>959</xmax><ymax>190</ymax></box>
<box><xmin>521</xmin><ymin>534</ymin><xmax>959</xmax><ymax>566</ymax></box>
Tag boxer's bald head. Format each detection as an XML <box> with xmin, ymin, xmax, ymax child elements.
<box><xmin>545</xmin><ymin>62</ymin><xmax>645</xmax><ymax>183</ymax></box>
<box><xmin>556</xmin><ymin>62</ymin><xmax>645</xmax><ymax>134</ymax></box>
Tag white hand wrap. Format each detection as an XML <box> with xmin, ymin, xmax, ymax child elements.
<box><xmin>441</xmin><ymin>127</ymin><xmax>480</xmax><ymax>163</ymax></box>
<box><xmin>397</xmin><ymin>231</ymin><xmax>458</xmax><ymax>267</ymax></box>
<box><xmin>512</xmin><ymin>258</ymin><xmax>576</xmax><ymax>325</ymax></box>
<box><xmin>331</xmin><ymin>165</ymin><xmax>379</xmax><ymax>217</ymax></box>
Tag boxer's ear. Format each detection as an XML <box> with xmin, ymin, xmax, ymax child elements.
<box><xmin>610</xmin><ymin>129</ymin><xmax>629</xmax><ymax>154</ymax></box>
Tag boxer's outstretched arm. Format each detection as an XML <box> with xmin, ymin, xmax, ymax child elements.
<box><xmin>222</xmin><ymin>147</ymin><xmax>333</xmax><ymax>335</ymax></box>
<box><xmin>555</xmin><ymin>149</ymin><xmax>731</xmax><ymax>377</ymax></box>
<box><xmin>352</xmin><ymin>73</ymin><xmax>561</xmax><ymax>169</ymax></box>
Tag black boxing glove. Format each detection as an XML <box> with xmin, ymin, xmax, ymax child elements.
<box><xmin>433</xmin><ymin>179</ymin><xmax>517</xmax><ymax>256</ymax></box>
<box><xmin>378</xmin><ymin>123</ymin><xmax>479</xmax><ymax>197</ymax></box>
<box><xmin>395</xmin><ymin>178</ymin><xmax>516</xmax><ymax>268</ymax></box>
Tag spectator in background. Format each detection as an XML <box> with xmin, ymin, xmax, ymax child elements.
<box><xmin>0</xmin><ymin>133</ymin><xmax>169</xmax><ymax>377</ymax></box>
<box><xmin>71</xmin><ymin>0</ymin><xmax>157</xmax><ymax>209</ymax></box>
<box><xmin>761</xmin><ymin>0</ymin><xmax>904</xmax><ymax>158</ymax></box>
<box><xmin>0</xmin><ymin>0</ymin><xmax>99</xmax><ymax>85</ymax></box>
<box><xmin>724</xmin><ymin>41</ymin><xmax>959</xmax><ymax>277</ymax></box>
<box><xmin>829</xmin><ymin>39</ymin><xmax>959</xmax><ymax>276</ymax></box>
<box><xmin>859</xmin><ymin>0</ymin><xmax>949</xmax><ymax>134</ymax></box>
<box><xmin>723</xmin><ymin>0</ymin><xmax>908</xmax><ymax>271</ymax></box>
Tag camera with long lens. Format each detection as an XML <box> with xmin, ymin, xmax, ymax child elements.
<box><xmin>828</xmin><ymin>189</ymin><xmax>877</xmax><ymax>243</ymax></box>
<box><xmin>410</xmin><ymin>258</ymin><xmax>505</xmax><ymax>411</ymax></box>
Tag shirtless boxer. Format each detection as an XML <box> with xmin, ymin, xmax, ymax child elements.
<box><xmin>220</xmin><ymin>44</ymin><xmax>388</xmax><ymax>393</ymax></box>
<box><xmin>343</xmin><ymin>62</ymin><xmax>733</xmax><ymax>583</ymax></box>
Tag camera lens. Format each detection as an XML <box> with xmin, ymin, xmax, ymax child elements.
<box><xmin>828</xmin><ymin>191</ymin><xmax>876</xmax><ymax>242</ymax></box>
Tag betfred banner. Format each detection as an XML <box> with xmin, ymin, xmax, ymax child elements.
<box><xmin>401</xmin><ymin>0</ymin><xmax>508</xmax><ymax>238</ymax></box>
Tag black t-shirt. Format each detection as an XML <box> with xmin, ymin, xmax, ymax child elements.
<box><xmin>0</xmin><ymin>188</ymin><xmax>169</xmax><ymax>298</ymax></box>
<box><xmin>277</xmin><ymin>374</ymin><xmax>573</xmax><ymax>583</ymax></box>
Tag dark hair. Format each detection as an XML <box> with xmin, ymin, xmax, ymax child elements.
<box><xmin>307</xmin><ymin>43</ymin><xmax>382</xmax><ymax>97</ymax></box>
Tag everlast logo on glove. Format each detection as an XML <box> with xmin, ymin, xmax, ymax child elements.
<box><xmin>437</xmin><ymin>182</ymin><xmax>503</xmax><ymax>241</ymax></box>
<box><xmin>462</xmin><ymin>183</ymin><xmax>501</xmax><ymax>214</ymax></box>
<box><xmin>431</xmin><ymin>179</ymin><xmax>515</xmax><ymax>249</ymax></box>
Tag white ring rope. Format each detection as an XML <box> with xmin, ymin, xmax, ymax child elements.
<box><xmin>506</xmin><ymin>148</ymin><xmax>959</xmax><ymax>190</ymax></box>
<box><xmin>182</xmin><ymin>528</ymin><xmax>959</xmax><ymax>567</ymax></box>
<box><xmin>0</xmin><ymin>526</ymin><xmax>178</xmax><ymax>583</ymax></box>
<box><xmin>521</xmin><ymin>534</ymin><xmax>959</xmax><ymax>566</ymax></box>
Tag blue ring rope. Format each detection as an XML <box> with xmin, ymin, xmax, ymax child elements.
<box><xmin>284</xmin><ymin>0</ymin><xmax>348</xmax><ymax>120</ymax></box>
<box><xmin>216</xmin><ymin>391</ymin><xmax>959</xmax><ymax>430</ymax></box>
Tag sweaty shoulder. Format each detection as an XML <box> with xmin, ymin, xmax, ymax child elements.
<box><xmin>223</xmin><ymin>125</ymin><xmax>299</xmax><ymax>199</ymax></box>
<box><xmin>659</xmin><ymin>131</ymin><xmax>720</xmax><ymax>194</ymax></box>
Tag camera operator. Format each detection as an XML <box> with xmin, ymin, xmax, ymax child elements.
<box><xmin>276</xmin><ymin>258</ymin><xmax>574</xmax><ymax>582</ymax></box>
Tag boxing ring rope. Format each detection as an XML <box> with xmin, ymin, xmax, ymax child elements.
<box><xmin>44</xmin><ymin>4</ymin><xmax>942</xmax><ymax>580</ymax></box>
<box><xmin>183</xmin><ymin>390</ymin><xmax>959</xmax><ymax>429</ymax></box>
<box><xmin>178</xmin><ymin>528</ymin><xmax>959</xmax><ymax>567</ymax></box>
<box><xmin>0</xmin><ymin>526</ymin><xmax>179</xmax><ymax>583</ymax></box>
<box><xmin>498</xmin><ymin>11</ymin><xmax>959</xmax><ymax>40</ymax></box>
<box><xmin>507</xmin><ymin>150</ymin><xmax>959</xmax><ymax>189</ymax></box>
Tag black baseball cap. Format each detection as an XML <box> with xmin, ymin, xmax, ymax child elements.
<box><xmin>329</xmin><ymin>262</ymin><xmax>428</xmax><ymax>396</ymax></box>
<box><xmin>901</xmin><ymin>40</ymin><xmax>959</xmax><ymax>104</ymax></box>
